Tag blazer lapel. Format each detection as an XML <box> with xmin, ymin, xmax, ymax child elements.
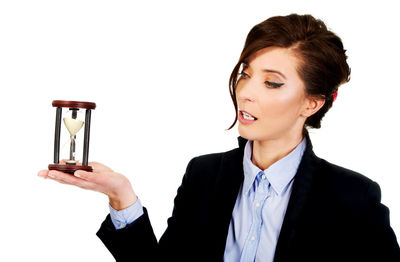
<box><xmin>273</xmin><ymin>131</ymin><xmax>322</xmax><ymax>261</ymax></box>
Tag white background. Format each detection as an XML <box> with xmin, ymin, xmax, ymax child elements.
<box><xmin>1</xmin><ymin>0</ymin><xmax>399</xmax><ymax>261</ymax></box>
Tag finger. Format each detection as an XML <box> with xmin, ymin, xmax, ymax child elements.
<box><xmin>74</xmin><ymin>169</ymin><xmax>114</xmax><ymax>191</ymax></box>
<box><xmin>47</xmin><ymin>170</ymin><xmax>96</xmax><ymax>190</ymax></box>
<box><xmin>74</xmin><ymin>169</ymin><xmax>105</xmax><ymax>183</ymax></box>
<box><xmin>38</xmin><ymin>170</ymin><xmax>49</xmax><ymax>179</ymax></box>
<box><xmin>73</xmin><ymin>170</ymin><xmax>93</xmax><ymax>181</ymax></box>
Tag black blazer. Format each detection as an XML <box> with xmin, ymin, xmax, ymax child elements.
<box><xmin>97</xmin><ymin>133</ymin><xmax>400</xmax><ymax>261</ymax></box>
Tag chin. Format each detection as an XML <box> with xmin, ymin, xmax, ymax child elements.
<box><xmin>238</xmin><ymin>125</ymin><xmax>262</xmax><ymax>141</ymax></box>
<box><xmin>238</xmin><ymin>124</ymin><xmax>280</xmax><ymax>142</ymax></box>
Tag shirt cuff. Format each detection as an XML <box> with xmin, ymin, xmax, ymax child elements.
<box><xmin>109</xmin><ymin>198</ymin><xmax>144</xmax><ymax>230</ymax></box>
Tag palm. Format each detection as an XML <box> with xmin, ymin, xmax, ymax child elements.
<box><xmin>37</xmin><ymin>161</ymin><xmax>135</xmax><ymax>208</ymax></box>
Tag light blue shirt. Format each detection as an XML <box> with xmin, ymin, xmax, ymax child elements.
<box><xmin>109</xmin><ymin>137</ymin><xmax>306</xmax><ymax>262</ymax></box>
<box><xmin>223</xmin><ymin>138</ymin><xmax>306</xmax><ymax>261</ymax></box>
<box><xmin>109</xmin><ymin>198</ymin><xmax>144</xmax><ymax>230</ymax></box>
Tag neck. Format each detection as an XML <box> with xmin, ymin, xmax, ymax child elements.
<box><xmin>251</xmin><ymin>132</ymin><xmax>304</xmax><ymax>170</ymax></box>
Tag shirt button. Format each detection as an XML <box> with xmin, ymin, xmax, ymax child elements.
<box><xmin>262</xmin><ymin>174</ymin><xmax>266</xmax><ymax>180</ymax></box>
<box><xmin>255</xmin><ymin>202</ymin><xmax>260</xmax><ymax>207</ymax></box>
<box><xmin>119</xmin><ymin>223</ymin><xmax>126</xmax><ymax>229</ymax></box>
<box><xmin>251</xmin><ymin>236</ymin><xmax>255</xmax><ymax>241</ymax></box>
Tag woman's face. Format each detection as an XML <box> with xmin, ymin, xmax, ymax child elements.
<box><xmin>236</xmin><ymin>46</ymin><xmax>319</xmax><ymax>142</ymax></box>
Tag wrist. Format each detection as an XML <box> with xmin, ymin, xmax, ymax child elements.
<box><xmin>108</xmin><ymin>185</ymin><xmax>138</xmax><ymax>211</ymax></box>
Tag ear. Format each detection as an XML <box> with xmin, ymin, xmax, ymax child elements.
<box><xmin>301</xmin><ymin>96</ymin><xmax>325</xmax><ymax>118</ymax></box>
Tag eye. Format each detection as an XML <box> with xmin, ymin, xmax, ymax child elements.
<box><xmin>238</xmin><ymin>71</ymin><xmax>249</xmax><ymax>79</ymax></box>
<box><xmin>265</xmin><ymin>81</ymin><xmax>284</xmax><ymax>88</ymax></box>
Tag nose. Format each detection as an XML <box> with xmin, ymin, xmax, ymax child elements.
<box><xmin>236</xmin><ymin>80</ymin><xmax>256</xmax><ymax>103</ymax></box>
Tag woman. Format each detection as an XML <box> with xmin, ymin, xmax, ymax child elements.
<box><xmin>38</xmin><ymin>14</ymin><xmax>400</xmax><ymax>261</ymax></box>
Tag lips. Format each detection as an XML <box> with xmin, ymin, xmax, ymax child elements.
<box><xmin>239</xmin><ymin>110</ymin><xmax>258</xmax><ymax>120</ymax></box>
<box><xmin>238</xmin><ymin>110</ymin><xmax>258</xmax><ymax>124</ymax></box>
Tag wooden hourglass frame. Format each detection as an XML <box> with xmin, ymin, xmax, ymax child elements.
<box><xmin>48</xmin><ymin>100</ymin><xmax>96</xmax><ymax>174</ymax></box>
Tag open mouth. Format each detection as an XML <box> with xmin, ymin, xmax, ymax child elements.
<box><xmin>240</xmin><ymin>110</ymin><xmax>258</xmax><ymax>120</ymax></box>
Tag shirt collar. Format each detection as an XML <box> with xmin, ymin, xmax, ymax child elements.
<box><xmin>242</xmin><ymin>137</ymin><xmax>307</xmax><ymax>196</ymax></box>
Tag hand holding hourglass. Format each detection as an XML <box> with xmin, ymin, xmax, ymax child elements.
<box><xmin>39</xmin><ymin>100</ymin><xmax>138</xmax><ymax>211</ymax></box>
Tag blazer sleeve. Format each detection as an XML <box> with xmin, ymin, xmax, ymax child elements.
<box><xmin>96</xmin><ymin>156</ymin><xmax>199</xmax><ymax>262</ymax></box>
<box><xmin>363</xmin><ymin>181</ymin><xmax>400</xmax><ymax>261</ymax></box>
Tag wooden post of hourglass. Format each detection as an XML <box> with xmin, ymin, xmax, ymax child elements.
<box><xmin>48</xmin><ymin>100</ymin><xmax>96</xmax><ymax>174</ymax></box>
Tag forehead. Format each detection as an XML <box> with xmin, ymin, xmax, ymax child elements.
<box><xmin>245</xmin><ymin>46</ymin><xmax>301</xmax><ymax>76</ymax></box>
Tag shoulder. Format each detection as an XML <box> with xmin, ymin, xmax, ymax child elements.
<box><xmin>318</xmin><ymin>157</ymin><xmax>375</xmax><ymax>185</ymax></box>
<box><xmin>182</xmin><ymin>147</ymin><xmax>241</xmax><ymax>184</ymax></box>
<box><xmin>186</xmin><ymin>147</ymin><xmax>240</xmax><ymax>172</ymax></box>
<box><xmin>312</xmin><ymin>156</ymin><xmax>381</xmax><ymax>209</ymax></box>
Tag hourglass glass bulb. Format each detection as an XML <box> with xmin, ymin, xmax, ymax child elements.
<box><xmin>63</xmin><ymin>118</ymin><xmax>84</xmax><ymax>165</ymax></box>
<box><xmin>63</xmin><ymin>118</ymin><xmax>84</xmax><ymax>136</ymax></box>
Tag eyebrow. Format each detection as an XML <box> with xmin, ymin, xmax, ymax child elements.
<box><xmin>242</xmin><ymin>62</ymin><xmax>287</xmax><ymax>80</ymax></box>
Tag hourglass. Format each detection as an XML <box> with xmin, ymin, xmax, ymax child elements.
<box><xmin>48</xmin><ymin>100</ymin><xmax>96</xmax><ymax>174</ymax></box>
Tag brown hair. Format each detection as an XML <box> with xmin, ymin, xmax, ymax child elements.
<box><xmin>228</xmin><ymin>14</ymin><xmax>351</xmax><ymax>131</ymax></box>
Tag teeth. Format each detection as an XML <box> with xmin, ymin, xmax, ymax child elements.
<box><xmin>242</xmin><ymin>111</ymin><xmax>256</xmax><ymax>120</ymax></box>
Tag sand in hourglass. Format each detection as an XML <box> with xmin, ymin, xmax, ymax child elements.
<box><xmin>63</xmin><ymin>118</ymin><xmax>84</xmax><ymax>165</ymax></box>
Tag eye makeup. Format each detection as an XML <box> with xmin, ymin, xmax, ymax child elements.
<box><xmin>265</xmin><ymin>80</ymin><xmax>284</xmax><ymax>88</ymax></box>
<box><xmin>238</xmin><ymin>71</ymin><xmax>249</xmax><ymax>78</ymax></box>
<box><xmin>238</xmin><ymin>61</ymin><xmax>285</xmax><ymax>88</ymax></box>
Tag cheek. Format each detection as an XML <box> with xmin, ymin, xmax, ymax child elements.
<box><xmin>259</xmin><ymin>88</ymin><xmax>303</xmax><ymax>119</ymax></box>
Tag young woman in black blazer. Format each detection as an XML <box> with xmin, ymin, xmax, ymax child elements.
<box><xmin>38</xmin><ymin>14</ymin><xmax>400</xmax><ymax>261</ymax></box>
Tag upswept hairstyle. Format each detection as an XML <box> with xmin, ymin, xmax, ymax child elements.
<box><xmin>228</xmin><ymin>14</ymin><xmax>351</xmax><ymax>131</ymax></box>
